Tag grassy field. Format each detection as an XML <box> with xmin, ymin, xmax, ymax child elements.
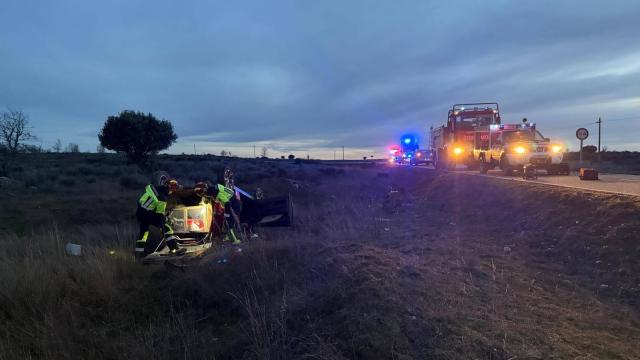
<box><xmin>0</xmin><ymin>154</ymin><xmax>639</xmax><ymax>359</ymax></box>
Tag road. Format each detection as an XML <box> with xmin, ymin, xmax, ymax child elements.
<box><xmin>322</xmin><ymin>161</ymin><xmax>640</xmax><ymax>197</ymax></box>
<box><xmin>461</xmin><ymin>169</ymin><xmax>640</xmax><ymax>196</ymax></box>
<box><xmin>404</xmin><ymin>165</ymin><xmax>640</xmax><ymax>197</ymax></box>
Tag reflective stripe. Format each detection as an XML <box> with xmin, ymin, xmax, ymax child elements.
<box><xmin>142</xmin><ymin>198</ymin><xmax>154</xmax><ymax>210</ymax></box>
<box><xmin>135</xmin><ymin>247</ymin><xmax>145</xmax><ymax>252</ymax></box>
<box><xmin>141</xmin><ymin>231</ymin><xmax>149</xmax><ymax>242</ymax></box>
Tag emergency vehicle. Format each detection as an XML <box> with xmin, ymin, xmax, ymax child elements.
<box><xmin>473</xmin><ymin>119</ymin><xmax>570</xmax><ymax>175</ymax></box>
<box><xmin>430</xmin><ymin>103</ymin><xmax>501</xmax><ymax>169</ymax></box>
<box><xmin>388</xmin><ymin>134</ymin><xmax>428</xmax><ymax>164</ymax></box>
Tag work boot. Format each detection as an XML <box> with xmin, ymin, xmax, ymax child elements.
<box><xmin>134</xmin><ymin>241</ymin><xmax>146</xmax><ymax>260</ymax></box>
<box><xmin>227</xmin><ymin>229</ymin><xmax>241</xmax><ymax>245</ymax></box>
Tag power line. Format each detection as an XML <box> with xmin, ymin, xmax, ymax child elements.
<box><xmin>603</xmin><ymin>115</ymin><xmax>640</xmax><ymax>122</ymax></box>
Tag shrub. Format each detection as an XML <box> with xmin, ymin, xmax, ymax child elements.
<box><xmin>119</xmin><ymin>174</ymin><xmax>146</xmax><ymax>189</ymax></box>
<box><xmin>77</xmin><ymin>165</ymin><xmax>94</xmax><ymax>176</ymax></box>
<box><xmin>59</xmin><ymin>177</ymin><xmax>76</xmax><ymax>187</ymax></box>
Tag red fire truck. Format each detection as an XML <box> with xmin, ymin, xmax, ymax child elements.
<box><xmin>430</xmin><ymin>103</ymin><xmax>501</xmax><ymax>169</ymax></box>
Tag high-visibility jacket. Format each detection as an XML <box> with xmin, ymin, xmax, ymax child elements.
<box><xmin>138</xmin><ymin>184</ymin><xmax>168</xmax><ymax>214</ymax></box>
<box><xmin>215</xmin><ymin>184</ymin><xmax>235</xmax><ymax>204</ymax></box>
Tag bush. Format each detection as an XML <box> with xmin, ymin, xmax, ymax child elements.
<box><xmin>119</xmin><ymin>174</ymin><xmax>146</xmax><ymax>189</ymax></box>
<box><xmin>59</xmin><ymin>177</ymin><xmax>76</xmax><ymax>187</ymax></box>
<box><xmin>77</xmin><ymin>165</ymin><xmax>94</xmax><ymax>176</ymax></box>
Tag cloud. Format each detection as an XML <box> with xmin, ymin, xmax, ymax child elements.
<box><xmin>1</xmin><ymin>0</ymin><xmax>640</xmax><ymax>153</ymax></box>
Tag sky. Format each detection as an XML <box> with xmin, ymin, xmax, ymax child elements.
<box><xmin>1</xmin><ymin>0</ymin><xmax>640</xmax><ymax>158</ymax></box>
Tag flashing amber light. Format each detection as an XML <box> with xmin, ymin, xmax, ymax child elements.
<box><xmin>551</xmin><ymin>145</ymin><xmax>562</xmax><ymax>153</ymax></box>
<box><xmin>453</xmin><ymin>147</ymin><xmax>463</xmax><ymax>155</ymax></box>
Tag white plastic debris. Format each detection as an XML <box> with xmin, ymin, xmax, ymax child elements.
<box><xmin>65</xmin><ymin>243</ymin><xmax>82</xmax><ymax>256</ymax></box>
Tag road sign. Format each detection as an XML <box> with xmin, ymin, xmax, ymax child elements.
<box><xmin>576</xmin><ymin>128</ymin><xmax>589</xmax><ymax>140</ymax></box>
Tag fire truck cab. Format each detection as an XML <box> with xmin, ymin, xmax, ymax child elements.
<box><xmin>431</xmin><ymin>103</ymin><xmax>501</xmax><ymax>170</ymax></box>
<box><xmin>473</xmin><ymin>120</ymin><xmax>569</xmax><ymax>175</ymax></box>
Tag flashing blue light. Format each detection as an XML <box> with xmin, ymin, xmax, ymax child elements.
<box><xmin>403</xmin><ymin>138</ymin><xmax>411</xmax><ymax>144</ymax></box>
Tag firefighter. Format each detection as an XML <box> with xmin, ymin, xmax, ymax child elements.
<box><xmin>135</xmin><ymin>176</ymin><xmax>186</xmax><ymax>258</ymax></box>
<box><xmin>193</xmin><ymin>181</ymin><xmax>242</xmax><ymax>244</ymax></box>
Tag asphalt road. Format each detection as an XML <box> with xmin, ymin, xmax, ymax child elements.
<box><xmin>391</xmin><ymin>163</ymin><xmax>640</xmax><ymax>196</ymax></box>
<box><xmin>444</xmin><ymin>167</ymin><xmax>640</xmax><ymax>197</ymax></box>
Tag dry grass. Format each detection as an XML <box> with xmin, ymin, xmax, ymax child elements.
<box><xmin>1</xmin><ymin>154</ymin><xmax>639</xmax><ymax>359</ymax></box>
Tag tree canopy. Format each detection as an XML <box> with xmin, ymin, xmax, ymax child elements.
<box><xmin>98</xmin><ymin>110</ymin><xmax>177</xmax><ymax>164</ymax></box>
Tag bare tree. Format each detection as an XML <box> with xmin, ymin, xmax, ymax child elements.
<box><xmin>261</xmin><ymin>146</ymin><xmax>268</xmax><ymax>158</ymax></box>
<box><xmin>96</xmin><ymin>144</ymin><xmax>106</xmax><ymax>153</ymax></box>
<box><xmin>53</xmin><ymin>139</ymin><xmax>62</xmax><ymax>153</ymax></box>
<box><xmin>220</xmin><ymin>150</ymin><xmax>228</xmax><ymax>157</ymax></box>
<box><xmin>0</xmin><ymin>109</ymin><xmax>35</xmax><ymax>152</ymax></box>
<box><xmin>65</xmin><ymin>143</ymin><xmax>80</xmax><ymax>153</ymax></box>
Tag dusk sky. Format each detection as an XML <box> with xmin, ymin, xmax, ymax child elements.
<box><xmin>2</xmin><ymin>0</ymin><xmax>640</xmax><ymax>158</ymax></box>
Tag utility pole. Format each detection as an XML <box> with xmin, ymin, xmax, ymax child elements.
<box><xmin>597</xmin><ymin>117</ymin><xmax>602</xmax><ymax>162</ymax></box>
<box><xmin>342</xmin><ymin>146</ymin><xmax>345</xmax><ymax>161</ymax></box>
<box><xmin>334</xmin><ymin>150</ymin><xmax>336</xmax><ymax>160</ymax></box>
<box><xmin>194</xmin><ymin>144</ymin><xmax>196</xmax><ymax>155</ymax></box>
<box><xmin>253</xmin><ymin>145</ymin><xmax>256</xmax><ymax>158</ymax></box>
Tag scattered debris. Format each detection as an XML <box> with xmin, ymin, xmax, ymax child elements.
<box><xmin>65</xmin><ymin>243</ymin><xmax>82</xmax><ymax>256</ymax></box>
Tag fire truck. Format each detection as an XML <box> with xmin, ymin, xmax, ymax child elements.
<box><xmin>473</xmin><ymin>119</ymin><xmax>570</xmax><ymax>175</ymax></box>
<box><xmin>430</xmin><ymin>103</ymin><xmax>501</xmax><ymax>169</ymax></box>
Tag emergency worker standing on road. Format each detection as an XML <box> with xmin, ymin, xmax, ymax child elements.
<box><xmin>193</xmin><ymin>181</ymin><xmax>242</xmax><ymax>244</ymax></box>
<box><xmin>135</xmin><ymin>175</ymin><xmax>186</xmax><ymax>258</ymax></box>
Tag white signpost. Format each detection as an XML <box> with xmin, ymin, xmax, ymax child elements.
<box><xmin>576</xmin><ymin>127</ymin><xmax>589</xmax><ymax>166</ymax></box>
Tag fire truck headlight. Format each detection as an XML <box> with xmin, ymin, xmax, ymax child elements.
<box><xmin>453</xmin><ymin>147</ymin><xmax>463</xmax><ymax>155</ymax></box>
<box><xmin>514</xmin><ymin>146</ymin><xmax>527</xmax><ymax>154</ymax></box>
<box><xmin>416</xmin><ymin>152</ymin><xmax>421</xmax><ymax>157</ymax></box>
<box><xmin>551</xmin><ymin>145</ymin><xmax>562</xmax><ymax>153</ymax></box>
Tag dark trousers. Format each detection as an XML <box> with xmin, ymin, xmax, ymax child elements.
<box><xmin>136</xmin><ymin>206</ymin><xmax>177</xmax><ymax>252</ymax></box>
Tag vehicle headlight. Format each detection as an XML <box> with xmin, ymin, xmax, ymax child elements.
<box><xmin>453</xmin><ymin>147</ymin><xmax>463</xmax><ymax>155</ymax></box>
<box><xmin>551</xmin><ymin>145</ymin><xmax>562</xmax><ymax>153</ymax></box>
<box><xmin>514</xmin><ymin>146</ymin><xmax>527</xmax><ymax>154</ymax></box>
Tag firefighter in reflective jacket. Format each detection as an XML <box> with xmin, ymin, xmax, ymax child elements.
<box><xmin>194</xmin><ymin>182</ymin><xmax>241</xmax><ymax>244</ymax></box>
<box><xmin>135</xmin><ymin>178</ymin><xmax>186</xmax><ymax>257</ymax></box>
